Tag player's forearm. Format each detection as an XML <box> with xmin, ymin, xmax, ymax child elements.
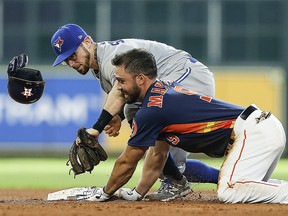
<box><xmin>92</xmin><ymin>84</ymin><xmax>125</xmax><ymax>133</ymax></box>
<box><xmin>105</xmin><ymin>157</ymin><xmax>137</xmax><ymax>195</ymax></box>
<box><xmin>104</xmin><ymin>146</ymin><xmax>147</xmax><ymax>195</ymax></box>
<box><xmin>103</xmin><ymin>82</ymin><xmax>125</xmax><ymax>116</ymax></box>
<box><xmin>136</xmin><ymin>144</ymin><xmax>169</xmax><ymax>196</ymax></box>
<box><xmin>136</xmin><ymin>164</ymin><xmax>163</xmax><ymax>196</ymax></box>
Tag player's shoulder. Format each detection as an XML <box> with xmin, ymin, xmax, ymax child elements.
<box><xmin>140</xmin><ymin>81</ymin><xmax>171</xmax><ymax>114</ymax></box>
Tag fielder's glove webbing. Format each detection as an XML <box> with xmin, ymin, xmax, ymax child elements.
<box><xmin>67</xmin><ymin>127</ymin><xmax>108</xmax><ymax>177</ymax></box>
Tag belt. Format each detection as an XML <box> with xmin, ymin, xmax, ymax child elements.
<box><xmin>240</xmin><ymin>105</ymin><xmax>257</xmax><ymax>120</ymax></box>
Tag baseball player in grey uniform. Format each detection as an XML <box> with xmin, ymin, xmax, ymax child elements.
<box><xmin>51</xmin><ymin>24</ymin><xmax>219</xmax><ymax>201</ymax></box>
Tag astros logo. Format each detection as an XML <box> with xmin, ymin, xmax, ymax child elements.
<box><xmin>21</xmin><ymin>87</ymin><xmax>33</xmax><ymax>98</ymax></box>
<box><xmin>53</xmin><ymin>37</ymin><xmax>64</xmax><ymax>52</ymax></box>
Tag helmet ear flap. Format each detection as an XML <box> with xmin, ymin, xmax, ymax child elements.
<box><xmin>7</xmin><ymin>68</ymin><xmax>46</xmax><ymax>104</ymax></box>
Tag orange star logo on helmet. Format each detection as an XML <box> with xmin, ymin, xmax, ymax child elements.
<box><xmin>53</xmin><ymin>37</ymin><xmax>64</xmax><ymax>52</ymax></box>
<box><xmin>21</xmin><ymin>87</ymin><xmax>33</xmax><ymax>98</ymax></box>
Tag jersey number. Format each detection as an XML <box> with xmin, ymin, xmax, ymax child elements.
<box><xmin>108</xmin><ymin>39</ymin><xmax>125</xmax><ymax>46</ymax></box>
<box><xmin>167</xmin><ymin>134</ymin><xmax>180</xmax><ymax>145</ymax></box>
<box><xmin>174</xmin><ymin>85</ymin><xmax>212</xmax><ymax>102</ymax></box>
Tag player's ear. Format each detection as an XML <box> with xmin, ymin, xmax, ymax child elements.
<box><xmin>136</xmin><ymin>73</ymin><xmax>145</xmax><ymax>86</ymax></box>
<box><xmin>83</xmin><ymin>36</ymin><xmax>93</xmax><ymax>46</ymax></box>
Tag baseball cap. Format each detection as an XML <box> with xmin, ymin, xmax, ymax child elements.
<box><xmin>51</xmin><ymin>24</ymin><xmax>87</xmax><ymax>67</ymax></box>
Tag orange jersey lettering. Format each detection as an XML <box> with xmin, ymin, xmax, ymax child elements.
<box><xmin>174</xmin><ymin>85</ymin><xmax>197</xmax><ymax>95</ymax></box>
<box><xmin>154</xmin><ymin>81</ymin><xmax>166</xmax><ymax>88</ymax></box>
<box><xmin>200</xmin><ymin>95</ymin><xmax>212</xmax><ymax>102</ymax></box>
<box><xmin>148</xmin><ymin>95</ymin><xmax>163</xmax><ymax>108</ymax></box>
<box><xmin>151</xmin><ymin>87</ymin><xmax>167</xmax><ymax>95</ymax></box>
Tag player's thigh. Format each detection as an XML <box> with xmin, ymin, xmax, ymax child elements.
<box><xmin>169</xmin><ymin>147</ymin><xmax>190</xmax><ymax>171</ymax></box>
<box><xmin>219</xmin><ymin>112</ymin><xmax>285</xmax><ymax>183</ymax></box>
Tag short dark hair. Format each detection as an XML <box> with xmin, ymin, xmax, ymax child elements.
<box><xmin>112</xmin><ymin>48</ymin><xmax>157</xmax><ymax>79</ymax></box>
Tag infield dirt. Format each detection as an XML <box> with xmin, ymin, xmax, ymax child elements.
<box><xmin>0</xmin><ymin>189</ymin><xmax>288</xmax><ymax>216</ymax></box>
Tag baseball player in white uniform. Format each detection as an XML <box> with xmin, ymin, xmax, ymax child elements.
<box><xmin>51</xmin><ymin>24</ymin><xmax>219</xmax><ymax>200</ymax></box>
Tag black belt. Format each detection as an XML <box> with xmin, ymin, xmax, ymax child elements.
<box><xmin>240</xmin><ymin>105</ymin><xmax>257</xmax><ymax>120</ymax></box>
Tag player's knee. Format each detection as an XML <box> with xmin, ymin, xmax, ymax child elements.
<box><xmin>217</xmin><ymin>188</ymin><xmax>227</xmax><ymax>203</ymax></box>
<box><xmin>217</xmin><ymin>182</ymin><xmax>235</xmax><ymax>203</ymax></box>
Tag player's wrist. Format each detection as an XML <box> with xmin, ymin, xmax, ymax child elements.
<box><xmin>102</xmin><ymin>187</ymin><xmax>112</xmax><ymax>197</ymax></box>
<box><xmin>133</xmin><ymin>187</ymin><xmax>143</xmax><ymax>198</ymax></box>
<box><xmin>92</xmin><ymin>109</ymin><xmax>113</xmax><ymax>133</ymax></box>
<box><xmin>118</xmin><ymin>111</ymin><xmax>125</xmax><ymax>121</ymax></box>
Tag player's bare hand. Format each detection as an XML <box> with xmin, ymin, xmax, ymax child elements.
<box><xmin>75</xmin><ymin>128</ymin><xmax>100</xmax><ymax>146</ymax></box>
<box><xmin>86</xmin><ymin>128</ymin><xmax>100</xmax><ymax>139</ymax></box>
<box><xmin>104</xmin><ymin>115</ymin><xmax>122</xmax><ymax>137</ymax></box>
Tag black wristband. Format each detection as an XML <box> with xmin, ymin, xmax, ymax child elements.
<box><xmin>118</xmin><ymin>111</ymin><xmax>125</xmax><ymax>121</ymax></box>
<box><xmin>92</xmin><ymin>109</ymin><xmax>113</xmax><ymax>133</ymax></box>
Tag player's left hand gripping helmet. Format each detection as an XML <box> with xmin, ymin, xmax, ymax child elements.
<box><xmin>8</xmin><ymin>68</ymin><xmax>46</xmax><ymax>104</ymax></box>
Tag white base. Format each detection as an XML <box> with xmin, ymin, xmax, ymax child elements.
<box><xmin>47</xmin><ymin>186</ymin><xmax>125</xmax><ymax>201</ymax></box>
<box><xmin>47</xmin><ymin>186</ymin><xmax>98</xmax><ymax>201</ymax></box>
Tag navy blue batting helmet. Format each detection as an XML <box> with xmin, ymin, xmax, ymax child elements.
<box><xmin>8</xmin><ymin>68</ymin><xmax>45</xmax><ymax>104</ymax></box>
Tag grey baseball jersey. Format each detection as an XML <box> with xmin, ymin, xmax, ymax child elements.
<box><xmin>94</xmin><ymin>39</ymin><xmax>214</xmax><ymax>96</ymax></box>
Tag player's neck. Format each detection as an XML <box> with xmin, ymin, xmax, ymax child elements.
<box><xmin>91</xmin><ymin>43</ymin><xmax>99</xmax><ymax>70</ymax></box>
<box><xmin>139</xmin><ymin>78</ymin><xmax>156</xmax><ymax>102</ymax></box>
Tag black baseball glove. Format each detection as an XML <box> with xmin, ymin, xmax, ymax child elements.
<box><xmin>67</xmin><ymin>127</ymin><xmax>108</xmax><ymax>177</ymax></box>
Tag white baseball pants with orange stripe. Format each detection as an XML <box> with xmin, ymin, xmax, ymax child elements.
<box><xmin>218</xmin><ymin>104</ymin><xmax>287</xmax><ymax>203</ymax></box>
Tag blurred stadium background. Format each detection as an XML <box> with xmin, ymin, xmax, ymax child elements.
<box><xmin>0</xmin><ymin>0</ymin><xmax>287</xmax><ymax>160</ymax></box>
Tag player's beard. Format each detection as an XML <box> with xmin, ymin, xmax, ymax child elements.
<box><xmin>76</xmin><ymin>46</ymin><xmax>91</xmax><ymax>75</ymax></box>
<box><xmin>122</xmin><ymin>83</ymin><xmax>141</xmax><ymax>104</ymax></box>
<box><xmin>80</xmin><ymin>56</ymin><xmax>90</xmax><ymax>74</ymax></box>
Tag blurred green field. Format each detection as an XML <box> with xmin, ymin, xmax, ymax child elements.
<box><xmin>0</xmin><ymin>157</ymin><xmax>287</xmax><ymax>191</ymax></box>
